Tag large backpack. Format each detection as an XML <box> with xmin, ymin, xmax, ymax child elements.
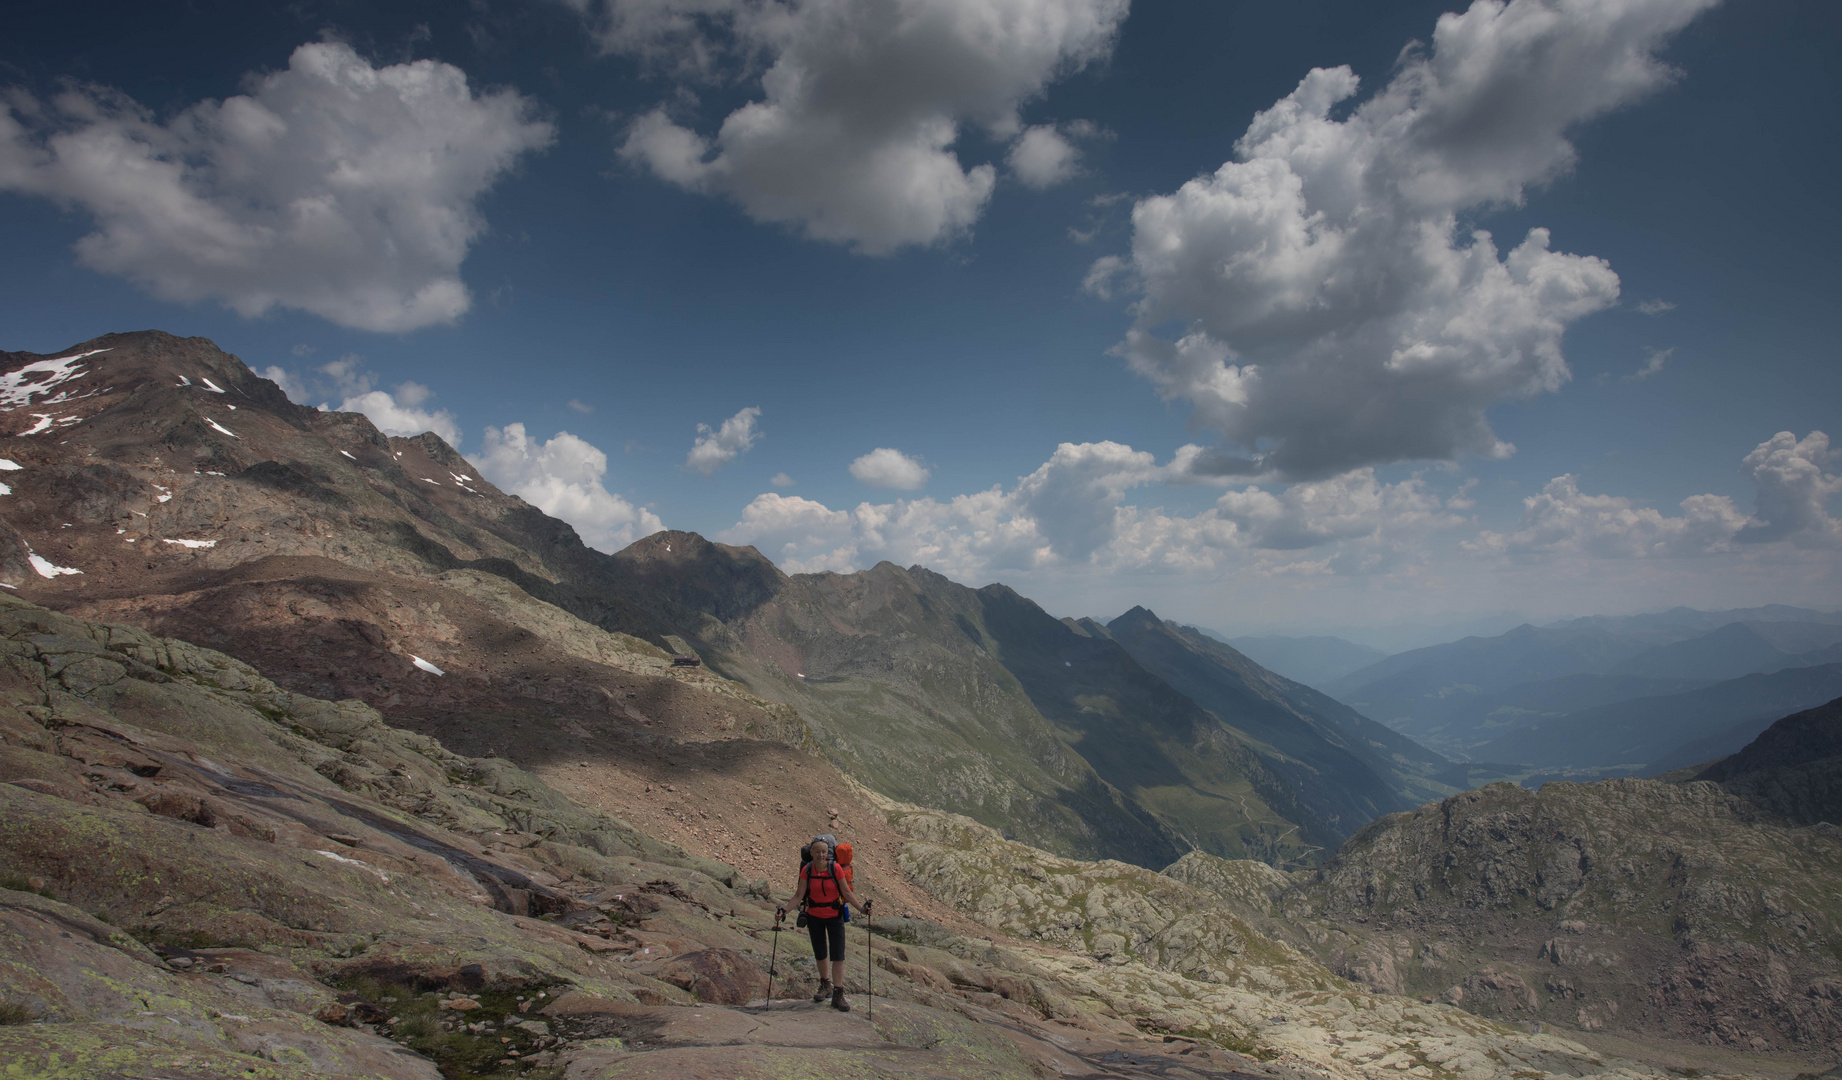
<box><xmin>799</xmin><ymin>837</ymin><xmax>855</xmax><ymax>920</ymax></box>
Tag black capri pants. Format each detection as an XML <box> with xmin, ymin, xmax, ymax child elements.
<box><xmin>807</xmin><ymin>914</ymin><xmax>845</xmax><ymax>961</ymax></box>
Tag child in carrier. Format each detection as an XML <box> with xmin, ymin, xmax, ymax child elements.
<box><xmin>787</xmin><ymin>835</ymin><xmax>868</xmax><ymax>1011</ymax></box>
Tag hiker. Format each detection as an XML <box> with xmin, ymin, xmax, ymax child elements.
<box><xmin>789</xmin><ymin>836</ymin><xmax>869</xmax><ymax>1011</ymax></box>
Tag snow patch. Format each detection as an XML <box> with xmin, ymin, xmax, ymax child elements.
<box><xmin>409</xmin><ymin>655</ymin><xmax>445</xmax><ymax>676</ymax></box>
<box><xmin>0</xmin><ymin>583</ymin><xmax>13</xmax><ymax>589</ymax></box>
<box><xmin>340</xmin><ymin>450</ymin><xmax>357</xmax><ymax>460</ymax></box>
<box><xmin>0</xmin><ymin>459</ymin><xmax>22</xmax><ymax>470</ymax></box>
<box><xmin>162</xmin><ymin>538</ymin><xmax>218</xmax><ymax>549</ymax></box>
<box><xmin>0</xmin><ymin>349</ymin><xmax>109</xmax><ymax>410</ymax></box>
<box><xmin>206</xmin><ymin>418</ymin><xmax>238</xmax><ymax>438</ymax></box>
<box><xmin>26</xmin><ymin>549</ymin><xmax>81</xmax><ymax>578</ymax></box>
<box><xmin>419</xmin><ymin>477</ymin><xmax>440</xmax><ymax>485</ymax></box>
<box><xmin>22</xmin><ymin>415</ymin><xmax>54</xmax><ymax>436</ymax></box>
<box><xmin>199</xmin><ymin>377</ymin><xmax>226</xmax><ymax>393</ymax></box>
<box><xmin>449</xmin><ymin>472</ymin><xmax>474</xmax><ymax>484</ymax></box>
<box><xmin>0</xmin><ymin>484</ymin><xmax>9</xmax><ymax>496</ymax></box>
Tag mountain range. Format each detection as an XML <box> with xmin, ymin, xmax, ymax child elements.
<box><xmin>0</xmin><ymin>330</ymin><xmax>1452</xmax><ymax>873</ymax></box>
<box><xmin>5</xmin><ymin>330</ymin><xmax>1842</xmax><ymax>1077</ymax></box>
<box><xmin>1327</xmin><ymin>610</ymin><xmax>1842</xmax><ymax>771</ymax></box>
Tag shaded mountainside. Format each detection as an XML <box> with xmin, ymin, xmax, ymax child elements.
<box><xmin>1700</xmin><ymin>695</ymin><xmax>1842</xmax><ymax>826</ymax></box>
<box><xmin>608</xmin><ymin>543</ymin><xmax>1339</xmax><ymax>868</ymax></box>
<box><xmin>1098</xmin><ymin>608</ymin><xmax>1450</xmax><ymax>836</ymax></box>
<box><xmin>1477</xmin><ymin>663</ymin><xmax>1842</xmax><ymax>769</ymax></box>
<box><xmin>1171</xmin><ymin>778</ymin><xmax>1842</xmax><ymax>1058</ymax></box>
<box><xmin>1</xmin><ymin>330</ymin><xmax>1348</xmax><ymax>872</ymax></box>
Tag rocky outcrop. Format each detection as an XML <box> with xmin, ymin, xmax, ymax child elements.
<box><xmin>878</xmin><ymin>795</ymin><xmax>1723</xmax><ymax>1080</ymax></box>
<box><xmin>1267</xmin><ymin>780</ymin><xmax>1842</xmax><ymax>1055</ymax></box>
<box><xmin>1700</xmin><ymin>695</ymin><xmax>1842</xmax><ymax>826</ymax></box>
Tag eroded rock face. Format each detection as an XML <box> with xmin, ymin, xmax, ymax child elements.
<box><xmin>1264</xmin><ymin>780</ymin><xmax>1842</xmax><ymax>1053</ymax></box>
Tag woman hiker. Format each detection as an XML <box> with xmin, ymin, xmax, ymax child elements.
<box><xmin>789</xmin><ymin>836</ymin><xmax>868</xmax><ymax>1011</ymax></box>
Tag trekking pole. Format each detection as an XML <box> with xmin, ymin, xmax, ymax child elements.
<box><xmin>766</xmin><ymin>907</ymin><xmax>785</xmax><ymax>1008</ymax></box>
<box><xmin>865</xmin><ymin>899</ymin><xmax>874</xmax><ymax>1023</ymax></box>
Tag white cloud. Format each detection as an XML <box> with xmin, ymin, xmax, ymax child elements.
<box><xmin>725</xmin><ymin>439</ymin><xmax>1460</xmax><ymax>580</ymax></box>
<box><xmin>0</xmin><ymin>42</ymin><xmax>552</xmax><ymax>331</ymax></box>
<box><xmin>1008</xmin><ymin>124</ymin><xmax>1079</xmax><ymax>189</ymax></box>
<box><xmin>609</xmin><ymin>0</ymin><xmax>1127</xmax><ymax>253</ymax></box>
<box><xmin>1098</xmin><ymin>0</ymin><xmax>1717</xmax><ymax>480</ymax></box>
<box><xmin>260</xmin><ymin>365</ymin><xmax>309</xmax><ymax>402</ymax></box>
<box><xmin>770</xmin><ymin>471</ymin><xmax>796</xmax><ymax>487</ymax></box>
<box><xmin>1626</xmin><ymin>346</ymin><xmax>1672</xmax><ymax>382</ymax></box>
<box><xmin>1469</xmin><ymin>474</ymin><xmax>1748</xmax><ymax>559</ymax></box>
<box><xmin>1737</xmin><ymin>430</ymin><xmax>1842</xmax><ymax>547</ymax></box>
<box><xmin>472</xmin><ymin>423</ymin><xmax>665</xmax><ymax>552</ymax></box>
<box><xmin>1214</xmin><ymin>469</ymin><xmax>1455</xmax><ymax>551</ymax></box>
<box><xmin>567</xmin><ymin>399</ymin><xmax>594</xmax><ymax>414</ymax></box>
<box><xmin>1470</xmin><ymin>431</ymin><xmax>1841</xmax><ymax>558</ymax></box>
<box><xmin>686</xmin><ymin>406</ymin><xmax>762</xmax><ymax>474</ymax></box>
<box><xmin>1636</xmin><ymin>298</ymin><xmax>1676</xmax><ymax>315</ymax></box>
<box><xmin>261</xmin><ymin>354</ymin><xmax>461</xmax><ymax>445</ymax></box>
<box><xmin>849</xmin><ymin>447</ymin><xmax>931</xmax><ymax>490</ymax></box>
<box><xmin>340</xmin><ymin>389</ymin><xmax>463</xmax><ymax>447</ymax></box>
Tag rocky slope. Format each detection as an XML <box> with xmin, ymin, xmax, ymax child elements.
<box><xmin>1183</xmin><ymin>779</ymin><xmax>1842</xmax><ymax>1059</ymax></box>
<box><xmin>0</xmin><ymin>592</ymin><xmax>1727</xmax><ymax>1080</ymax></box>
<box><xmin>1699</xmin><ymin>695</ymin><xmax>1842</xmax><ymax>826</ymax></box>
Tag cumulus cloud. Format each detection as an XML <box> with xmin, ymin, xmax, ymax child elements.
<box><xmin>0</xmin><ymin>42</ymin><xmax>552</xmax><ymax>331</ymax></box>
<box><xmin>724</xmin><ymin>439</ymin><xmax>1458</xmax><ymax>578</ymax></box>
<box><xmin>472</xmin><ymin>423</ymin><xmax>665</xmax><ymax>551</ymax></box>
<box><xmin>1008</xmin><ymin>122</ymin><xmax>1094</xmax><ymax>189</ymax></box>
<box><xmin>1469</xmin><ymin>475</ymin><xmax>1747</xmax><ymax>559</ymax></box>
<box><xmin>262</xmin><ymin>354</ymin><xmax>461</xmax><ymax>445</ymax></box>
<box><xmin>608</xmin><ymin>0</ymin><xmax>1127</xmax><ymax>253</ymax></box>
<box><xmin>770</xmin><ymin>471</ymin><xmax>796</xmax><ymax>487</ymax></box>
<box><xmin>1736</xmin><ymin>430</ymin><xmax>1842</xmax><ymax>547</ymax></box>
<box><xmin>849</xmin><ymin>447</ymin><xmax>931</xmax><ymax>490</ymax></box>
<box><xmin>686</xmin><ymin>406</ymin><xmax>762</xmax><ymax>474</ymax></box>
<box><xmin>340</xmin><ymin>388</ymin><xmax>463</xmax><ymax>446</ymax></box>
<box><xmin>1098</xmin><ymin>0</ymin><xmax>1717</xmax><ymax>480</ymax></box>
<box><xmin>1470</xmin><ymin>430</ymin><xmax>1841</xmax><ymax>558</ymax></box>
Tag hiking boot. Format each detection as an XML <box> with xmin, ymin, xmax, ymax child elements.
<box><xmin>811</xmin><ymin>979</ymin><xmax>831</xmax><ymax>1003</ymax></box>
<box><xmin>831</xmin><ymin>986</ymin><xmax>850</xmax><ymax>1012</ymax></box>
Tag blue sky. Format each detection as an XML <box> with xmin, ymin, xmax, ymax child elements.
<box><xmin>2</xmin><ymin>0</ymin><xmax>1837</xmax><ymax>639</ymax></box>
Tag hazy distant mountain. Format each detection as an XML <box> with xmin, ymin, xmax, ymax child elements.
<box><xmin>1211</xmin><ymin>633</ymin><xmax>1389</xmax><ymax>688</ymax></box>
<box><xmin>1328</xmin><ymin>610</ymin><xmax>1842</xmax><ymax>755</ymax></box>
<box><xmin>1546</xmin><ymin>604</ymin><xmax>1842</xmax><ymax>645</ymax></box>
<box><xmin>1324</xmin><ymin>624</ymin><xmax>1653</xmax><ymax>751</ymax></box>
<box><xmin>1101</xmin><ymin>609</ymin><xmax>1449</xmax><ymax>837</ymax></box>
<box><xmin>1607</xmin><ymin>621</ymin><xmax>1842</xmax><ymax>681</ymax></box>
<box><xmin>1477</xmin><ymin>663</ymin><xmax>1842</xmax><ymax>769</ymax></box>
